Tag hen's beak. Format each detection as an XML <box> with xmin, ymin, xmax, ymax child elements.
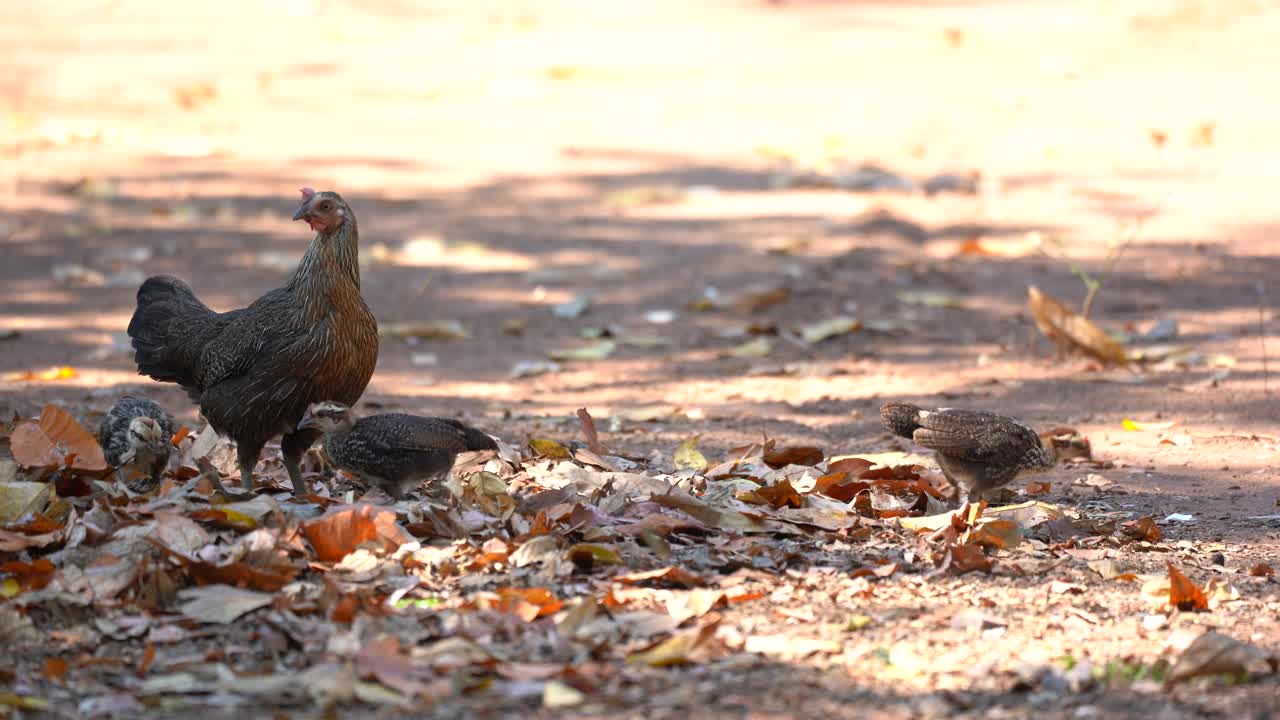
<box><xmin>292</xmin><ymin>206</ymin><xmax>309</xmax><ymax>222</ymax></box>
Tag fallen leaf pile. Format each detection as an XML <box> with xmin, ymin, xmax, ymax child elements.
<box><xmin>0</xmin><ymin>405</ymin><xmax>1275</xmax><ymax>712</ymax></box>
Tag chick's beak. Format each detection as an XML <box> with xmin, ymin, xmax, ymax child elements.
<box><xmin>297</xmin><ymin>415</ymin><xmax>316</xmax><ymax>431</ymax></box>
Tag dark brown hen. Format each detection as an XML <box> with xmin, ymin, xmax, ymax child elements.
<box><xmin>880</xmin><ymin>401</ymin><xmax>1057</xmax><ymax>504</ymax></box>
<box><xmin>127</xmin><ymin>189</ymin><xmax>378</xmax><ymax>495</ymax></box>
<box><xmin>298</xmin><ymin>401</ymin><xmax>498</xmax><ymax>500</ymax></box>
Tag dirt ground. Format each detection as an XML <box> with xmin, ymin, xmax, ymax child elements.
<box><xmin>2</xmin><ymin>0</ymin><xmax>1280</xmax><ymax>717</ymax></box>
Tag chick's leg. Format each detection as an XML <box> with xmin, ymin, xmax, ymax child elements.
<box><xmin>281</xmin><ymin>430</ymin><xmax>320</xmax><ymax>496</ymax></box>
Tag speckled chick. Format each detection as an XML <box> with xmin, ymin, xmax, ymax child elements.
<box><xmin>880</xmin><ymin>402</ymin><xmax>1056</xmax><ymax>505</ymax></box>
<box><xmin>298</xmin><ymin>401</ymin><xmax>499</xmax><ymax>500</ymax></box>
<box><xmin>98</xmin><ymin>396</ymin><xmax>176</xmax><ymax>492</ymax></box>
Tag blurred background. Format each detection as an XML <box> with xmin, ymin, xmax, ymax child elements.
<box><xmin>2</xmin><ymin>0</ymin><xmax>1278</xmax><ymax>455</ymax></box>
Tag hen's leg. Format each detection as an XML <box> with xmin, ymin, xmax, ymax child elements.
<box><xmin>281</xmin><ymin>430</ymin><xmax>319</xmax><ymax>496</ymax></box>
<box><xmin>237</xmin><ymin>440</ymin><xmax>265</xmax><ymax>491</ymax></box>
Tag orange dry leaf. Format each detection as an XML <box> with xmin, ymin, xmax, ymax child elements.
<box><xmin>493</xmin><ymin>587</ymin><xmax>563</xmax><ymax>621</ymax></box>
<box><xmin>170</xmin><ymin>426</ymin><xmax>192</xmax><ymax>447</ymax></box>
<box><xmin>44</xmin><ymin>657</ymin><xmax>68</xmax><ymax>683</ymax></box>
<box><xmin>1024</xmin><ymin>481</ymin><xmax>1052</xmax><ymax>495</ymax></box>
<box><xmin>1168</xmin><ymin>563</ymin><xmax>1209</xmax><ymax>612</ymax></box>
<box><xmin>300</xmin><ymin>504</ymin><xmax>413</xmax><ymax>562</ymax></box>
<box><xmin>138</xmin><ymin>642</ymin><xmax>155</xmax><ymax>677</ymax></box>
<box><xmin>1122</xmin><ymin>516</ymin><xmax>1162</xmax><ymax>542</ymax></box>
<box><xmin>10</xmin><ymin>405</ymin><xmax>108</xmax><ymax>473</ymax></box>
<box><xmin>0</xmin><ymin>558</ymin><xmax>56</xmax><ymax>593</ymax></box>
<box><xmin>472</xmin><ymin>537</ymin><xmax>510</xmax><ymax>568</ymax></box>
<box><xmin>966</xmin><ymin>519</ymin><xmax>1022</xmax><ymax>549</ymax></box>
<box><xmin>1248</xmin><ymin>563</ymin><xmax>1275</xmax><ymax>577</ymax></box>
<box><xmin>6</xmin><ymin>366</ymin><xmax>78</xmax><ymax>382</ymax></box>
<box><xmin>762</xmin><ymin>446</ymin><xmax>824</xmax><ymax>469</ymax></box>
<box><xmin>827</xmin><ymin>457</ymin><xmax>875</xmax><ymax>476</ymax></box>
<box><xmin>754</xmin><ymin>480</ymin><xmax>803</xmax><ymax>509</ymax></box>
<box><xmin>945</xmin><ymin>543</ymin><xmax>993</xmax><ymax>575</ymax></box>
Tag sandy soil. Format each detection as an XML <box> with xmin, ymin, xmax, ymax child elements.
<box><xmin>2</xmin><ymin>1</ymin><xmax>1279</xmax><ymax>717</ymax></box>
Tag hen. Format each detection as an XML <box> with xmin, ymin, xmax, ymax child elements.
<box><xmin>98</xmin><ymin>396</ymin><xmax>175</xmax><ymax>493</ymax></box>
<box><xmin>127</xmin><ymin>189</ymin><xmax>379</xmax><ymax>495</ymax></box>
<box><xmin>880</xmin><ymin>402</ymin><xmax>1057</xmax><ymax>505</ymax></box>
<box><xmin>298</xmin><ymin>401</ymin><xmax>498</xmax><ymax>500</ymax></box>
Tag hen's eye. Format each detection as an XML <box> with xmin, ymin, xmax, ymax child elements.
<box><xmin>320</xmin><ymin>201</ymin><xmax>332</xmax><ymax>211</ymax></box>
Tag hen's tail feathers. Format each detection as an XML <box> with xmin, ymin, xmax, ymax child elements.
<box><xmin>127</xmin><ymin>276</ymin><xmax>216</xmax><ymax>389</ymax></box>
<box><xmin>880</xmin><ymin>402</ymin><xmax>924</xmax><ymax>439</ymax></box>
<box><xmin>463</xmin><ymin>427</ymin><xmax>499</xmax><ymax>452</ymax></box>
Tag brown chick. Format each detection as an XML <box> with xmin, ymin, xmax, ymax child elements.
<box><xmin>880</xmin><ymin>401</ymin><xmax>1057</xmax><ymax>505</ymax></box>
<box><xmin>98</xmin><ymin>396</ymin><xmax>175</xmax><ymax>493</ymax></box>
<box><xmin>298</xmin><ymin>401</ymin><xmax>499</xmax><ymax>501</ymax></box>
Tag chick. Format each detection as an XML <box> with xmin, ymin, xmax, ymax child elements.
<box><xmin>98</xmin><ymin>396</ymin><xmax>176</xmax><ymax>492</ymax></box>
<box><xmin>880</xmin><ymin>401</ymin><xmax>1057</xmax><ymax>505</ymax></box>
<box><xmin>298</xmin><ymin>401</ymin><xmax>498</xmax><ymax>500</ymax></box>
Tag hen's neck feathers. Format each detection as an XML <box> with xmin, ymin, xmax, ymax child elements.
<box><xmin>288</xmin><ymin>218</ymin><xmax>362</xmax><ymax>317</ymax></box>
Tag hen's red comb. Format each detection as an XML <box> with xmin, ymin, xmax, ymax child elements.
<box><xmin>300</xmin><ymin>187</ymin><xmax>316</xmax><ymax>200</ymax></box>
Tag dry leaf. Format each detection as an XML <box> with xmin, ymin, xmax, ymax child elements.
<box><xmin>617</xmin><ymin>566</ymin><xmax>706</xmax><ymax>588</ymax></box>
<box><xmin>356</xmin><ymin>635</ymin><xmax>429</xmax><ymax>697</ymax></box>
<box><xmin>0</xmin><ymin>482</ymin><xmax>51</xmax><ymax>525</ymax></box>
<box><xmin>626</xmin><ymin>615</ymin><xmax>720</xmax><ymax>667</ymax></box>
<box><xmin>754</xmin><ymin>480</ymin><xmax>803</xmax><ymax>509</ymax></box>
<box><xmin>10</xmin><ymin>405</ymin><xmax>108</xmax><ymax>472</ymax></box>
<box><xmin>729</xmin><ymin>337</ymin><xmax>773</xmax><ymax>358</ymax></box>
<box><xmin>1165</xmin><ymin>631</ymin><xmax>1274</xmax><ymax>688</ymax></box>
<box><xmin>567</xmin><ymin>543</ymin><xmax>622</xmax><ymax>569</ymax></box>
<box><xmin>762</xmin><ymin>446</ymin><xmax>824</xmax><ymax>469</ymax></box>
<box><xmin>944</xmin><ymin>543</ymin><xmax>992</xmax><ymax>574</ymax></box>
<box><xmin>1122</xmin><ymin>516</ymin><xmax>1161</xmax><ymax>542</ymax></box>
<box><xmin>798</xmin><ymin>316</ymin><xmax>861</xmax><ymax>343</ymax></box>
<box><xmin>481</xmin><ymin>588</ymin><xmax>563</xmax><ymax>621</ymax></box>
<box><xmin>528</xmin><ymin>438</ymin><xmax>572</xmax><ymax>460</ymax></box>
<box><xmin>301</xmin><ymin>505</ymin><xmax>413</xmax><ymax>563</ymax></box>
<box><xmin>0</xmin><ymin>558</ymin><xmax>56</xmax><ymax>594</ymax></box>
<box><xmin>1122</xmin><ymin>418</ymin><xmax>1176</xmax><ymax>432</ymax></box>
<box><xmin>4</xmin><ymin>366</ymin><xmax>79</xmax><ymax>382</ymax></box>
<box><xmin>673</xmin><ymin>436</ymin><xmax>708</xmax><ymax>472</ymax></box>
<box><xmin>576</xmin><ymin>408</ymin><xmax>606</xmax><ymax>455</ymax></box>
<box><xmin>728</xmin><ymin>285</ymin><xmax>790</xmax><ymax>312</ymax></box>
<box><xmin>379</xmin><ymin>320</ymin><xmax>469</xmax><ymax>340</ymax></box>
<box><xmin>666</xmin><ymin>588</ymin><xmax>727</xmax><ymax>623</ymax></box>
<box><xmin>548</xmin><ymin>340</ymin><xmax>616</xmax><ymax>361</ymax></box>
<box><xmin>43</xmin><ymin>657</ymin><xmax>68</xmax><ymax>683</ymax></box>
<box><xmin>543</xmin><ymin>680</ymin><xmax>585</xmax><ymax>709</ymax></box>
<box><xmin>743</xmin><ymin>634</ymin><xmax>841</xmax><ymax>659</ymax></box>
<box><xmin>897</xmin><ymin>291</ymin><xmax>963</xmax><ymax>308</ymax></box>
<box><xmin>176</xmin><ymin>585</ymin><xmax>273</xmax><ymax>624</ymax></box>
<box><xmin>1087</xmin><ymin>558</ymin><xmax>1135</xmax><ymax>581</ymax></box>
<box><xmin>966</xmin><ymin>519</ymin><xmax>1021</xmax><ymax>549</ymax></box>
<box><xmin>1027</xmin><ymin>286</ymin><xmax>1127</xmax><ymax>364</ymax></box>
<box><xmin>1168</xmin><ymin>563</ymin><xmax>1208</xmax><ymax>612</ymax></box>
<box><xmin>649</xmin><ymin>492</ymin><xmax>763</xmax><ymax>532</ymax></box>
<box><xmin>1189</xmin><ymin>122</ymin><xmax>1215</xmax><ymax>148</ymax></box>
